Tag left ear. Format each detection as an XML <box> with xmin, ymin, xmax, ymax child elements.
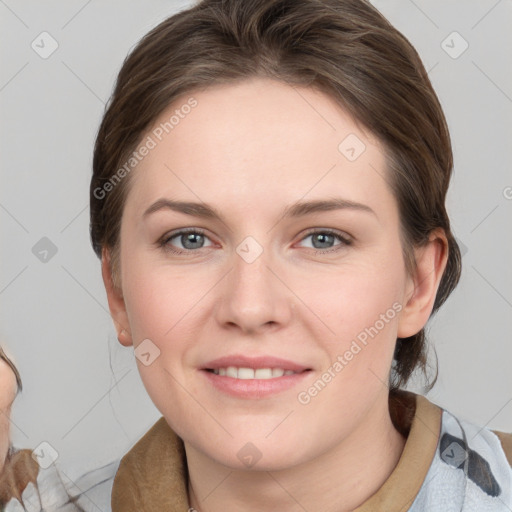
<box><xmin>101</xmin><ymin>247</ymin><xmax>133</xmax><ymax>347</ymax></box>
<box><xmin>397</xmin><ymin>228</ymin><xmax>449</xmax><ymax>338</ymax></box>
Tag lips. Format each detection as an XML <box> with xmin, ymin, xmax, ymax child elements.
<box><xmin>210</xmin><ymin>367</ymin><xmax>296</xmax><ymax>379</ymax></box>
<box><xmin>200</xmin><ymin>354</ymin><xmax>312</xmax><ymax>398</ymax></box>
<box><xmin>202</xmin><ymin>355</ymin><xmax>311</xmax><ymax>374</ymax></box>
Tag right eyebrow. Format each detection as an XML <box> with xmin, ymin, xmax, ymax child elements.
<box><xmin>143</xmin><ymin>199</ymin><xmax>224</xmax><ymax>221</ymax></box>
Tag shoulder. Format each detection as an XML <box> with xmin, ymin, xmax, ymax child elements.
<box><xmin>114</xmin><ymin>416</ymin><xmax>182</xmax><ymax>484</ymax></box>
<box><xmin>438</xmin><ymin>409</ymin><xmax>512</xmax><ymax>485</ymax></box>
<box><xmin>407</xmin><ymin>397</ymin><xmax>512</xmax><ymax>511</ymax></box>
<box><xmin>0</xmin><ymin>448</ymin><xmax>38</xmax><ymax>506</ymax></box>
<box><xmin>70</xmin><ymin>459</ymin><xmax>120</xmax><ymax>511</ymax></box>
<box><xmin>441</xmin><ymin>410</ymin><xmax>512</xmax><ymax>476</ymax></box>
<box><xmin>111</xmin><ymin>417</ymin><xmax>189</xmax><ymax>511</ymax></box>
<box><xmin>429</xmin><ymin>405</ymin><xmax>512</xmax><ymax>510</ymax></box>
<box><xmin>491</xmin><ymin>430</ymin><xmax>512</xmax><ymax>468</ymax></box>
<box><xmin>1</xmin><ymin>447</ymin><xmax>119</xmax><ymax>512</ymax></box>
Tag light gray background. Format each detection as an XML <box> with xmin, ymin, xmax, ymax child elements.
<box><xmin>1</xmin><ymin>0</ymin><xmax>511</xmax><ymax>481</ymax></box>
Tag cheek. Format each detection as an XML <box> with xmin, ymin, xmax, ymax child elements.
<box><xmin>120</xmin><ymin>246</ymin><xmax>218</xmax><ymax>376</ymax></box>
<box><xmin>298</xmin><ymin>250</ymin><xmax>406</xmax><ymax>379</ymax></box>
<box><xmin>123</xmin><ymin>266</ymin><xmax>192</xmax><ymax>342</ymax></box>
<box><xmin>304</xmin><ymin>256</ymin><xmax>404</xmax><ymax>336</ymax></box>
<box><xmin>294</xmin><ymin>273</ymin><xmax>403</xmax><ymax>421</ymax></box>
<box><xmin>119</xmin><ymin>222</ymin><xmax>188</xmax><ymax>343</ymax></box>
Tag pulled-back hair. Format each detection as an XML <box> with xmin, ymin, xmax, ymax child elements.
<box><xmin>90</xmin><ymin>0</ymin><xmax>461</xmax><ymax>392</ymax></box>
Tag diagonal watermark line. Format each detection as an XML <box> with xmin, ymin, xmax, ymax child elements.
<box><xmin>368</xmin><ymin>162</ymin><xmax>387</xmax><ymax>182</ymax></box>
<box><xmin>472</xmin><ymin>61</ymin><xmax>512</xmax><ymax>104</ymax></box>
<box><xmin>61</xmin><ymin>61</ymin><xmax>105</xmax><ymax>104</ymax></box>
<box><xmin>291</xmin><ymin>86</ymin><xmax>337</xmax><ymax>131</ymax></box>
<box><xmin>265</xmin><ymin>410</ymin><xmax>294</xmax><ymax>438</ymax></box>
<box><xmin>60</xmin><ymin>204</ymin><xmax>88</xmax><ymax>233</ymax></box>
<box><xmin>369</xmin><ymin>367</ymin><xmax>440</xmax><ymax>440</ymax></box>
<box><xmin>0</xmin><ymin>0</ymin><xmax>29</xmax><ymax>28</ymax></box>
<box><xmin>164</xmin><ymin>163</ymin><xmax>233</xmax><ymax>234</ymax></box>
<box><xmin>470</xmin><ymin>204</ymin><xmax>499</xmax><ymax>233</ymax></box>
<box><xmin>496</xmin><ymin>494</ymin><xmax>512</xmax><ymax>512</ymax></box>
<box><xmin>408</xmin><ymin>407</ymin><xmax>439</xmax><ymax>440</ymax></box>
<box><xmin>107</xmin><ymin>337</ymin><xmax>131</xmax><ymax>441</ymax></box>
<box><xmin>427</xmin><ymin>61</ymin><xmax>439</xmax><ymax>75</ymax></box>
<box><xmin>265</xmin><ymin>472</ymin><xmax>310</xmax><ymax>512</ymax></box>
<box><xmin>61</xmin><ymin>369</ymin><xmax>131</xmax><ymax>439</ymax></box>
<box><xmin>60</xmin><ymin>469</ymin><xmax>104</xmax><ymax>512</ymax></box>
<box><xmin>266</xmin><ymin>163</ymin><xmax>337</xmax><ymax>234</ymax></box>
<box><xmin>396</xmin><ymin>471</ymin><xmax>446</xmax><ymax>512</ymax></box>
<box><xmin>471</xmin><ymin>0</ymin><xmax>502</xmax><ymax>30</ymax></box>
<box><xmin>0</xmin><ymin>265</ymin><xmax>28</xmax><ymax>296</ymax></box>
<box><xmin>162</xmin><ymin>367</ymin><xmax>233</xmax><ymax>437</ymax></box>
<box><xmin>164</xmin><ymin>268</ymin><xmax>233</xmax><ymax>336</ymax></box>
<box><xmin>407</xmin><ymin>0</ymin><xmax>439</xmax><ymax>29</ymax></box>
<box><xmin>370</xmin><ymin>364</ymin><xmax>440</xmax><ymax>441</ymax></box>
<box><xmin>0</xmin><ymin>61</ymin><xmax>29</xmax><ymax>92</ymax></box>
<box><xmin>471</xmin><ymin>396</ymin><xmax>512</xmax><ymax>441</ymax></box>
<box><xmin>0</xmin><ymin>202</ymin><xmax>29</xmax><ymax>233</ymax></box>
<box><xmin>471</xmin><ymin>265</ymin><xmax>512</xmax><ymax>308</ymax></box>
<box><xmin>368</xmin><ymin>367</ymin><xmax>387</xmax><ymax>387</ymax></box>
<box><xmin>195</xmin><ymin>470</ymin><xmax>233</xmax><ymax>504</ymax></box>
<box><xmin>265</xmin><ymin>265</ymin><xmax>337</xmax><ymax>335</ymax></box>
<box><xmin>61</xmin><ymin>0</ymin><xmax>93</xmax><ymax>29</ymax></box>
<box><xmin>60</xmin><ymin>265</ymin><xmax>110</xmax><ymax>315</ymax></box>
<box><xmin>0</xmin><ymin>408</ymin><xmax>29</xmax><ymax>439</ymax></box>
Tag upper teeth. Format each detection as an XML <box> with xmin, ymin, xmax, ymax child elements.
<box><xmin>212</xmin><ymin>367</ymin><xmax>297</xmax><ymax>379</ymax></box>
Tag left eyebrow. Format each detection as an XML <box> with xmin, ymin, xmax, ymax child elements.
<box><xmin>282</xmin><ymin>198</ymin><xmax>377</xmax><ymax>219</ymax></box>
<box><xmin>142</xmin><ymin>197</ymin><xmax>376</xmax><ymax>222</ymax></box>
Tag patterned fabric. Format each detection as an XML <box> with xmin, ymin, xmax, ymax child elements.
<box><xmin>409</xmin><ymin>410</ymin><xmax>512</xmax><ymax>511</ymax></box>
<box><xmin>1</xmin><ymin>452</ymin><xmax>117</xmax><ymax>512</ymax></box>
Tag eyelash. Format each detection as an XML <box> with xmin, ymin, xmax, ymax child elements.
<box><xmin>158</xmin><ymin>227</ymin><xmax>353</xmax><ymax>256</ymax></box>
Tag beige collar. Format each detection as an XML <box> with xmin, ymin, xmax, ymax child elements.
<box><xmin>111</xmin><ymin>391</ymin><xmax>442</xmax><ymax>512</ymax></box>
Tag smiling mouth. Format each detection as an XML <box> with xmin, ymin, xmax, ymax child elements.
<box><xmin>204</xmin><ymin>367</ymin><xmax>311</xmax><ymax>380</ymax></box>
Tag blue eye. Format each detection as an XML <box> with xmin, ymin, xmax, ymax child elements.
<box><xmin>158</xmin><ymin>228</ymin><xmax>352</xmax><ymax>256</ymax></box>
<box><xmin>298</xmin><ymin>229</ymin><xmax>352</xmax><ymax>251</ymax></box>
<box><xmin>160</xmin><ymin>228</ymin><xmax>213</xmax><ymax>254</ymax></box>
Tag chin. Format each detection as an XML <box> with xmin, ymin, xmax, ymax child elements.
<box><xmin>201</xmin><ymin>433</ymin><xmax>309</xmax><ymax>472</ymax></box>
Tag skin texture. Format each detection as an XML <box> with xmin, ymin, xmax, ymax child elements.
<box><xmin>0</xmin><ymin>358</ymin><xmax>17</xmax><ymax>472</ymax></box>
<box><xmin>103</xmin><ymin>77</ymin><xmax>448</xmax><ymax>512</ymax></box>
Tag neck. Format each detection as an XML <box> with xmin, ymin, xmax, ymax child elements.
<box><xmin>185</xmin><ymin>394</ymin><xmax>406</xmax><ymax>512</ymax></box>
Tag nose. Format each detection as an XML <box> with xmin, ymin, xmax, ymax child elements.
<box><xmin>214</xmin><ymin>241</ymin><xmax>293</xmax><ymax>335</ymax></box>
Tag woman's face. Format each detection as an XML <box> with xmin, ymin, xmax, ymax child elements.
<box><xmin>108</xmin><ymin>77</ymin><xmax>419</xmax><ymax>469</ymax></box>
<box><xmin>0</xmin><ymin>357</ymin><xmax>17</xmax><ymax>469</ymax></box>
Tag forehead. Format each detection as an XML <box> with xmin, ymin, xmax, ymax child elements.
<box><xmin>124</xmin><ymin>77</ymin><xmax>394</xmax><ymax>221</ymax></box>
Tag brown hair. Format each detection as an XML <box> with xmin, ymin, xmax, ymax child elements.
<box><xmin>90</xmin><ymin>0</ymin><xmax>461</xmax><ymax>392</ymax></box>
